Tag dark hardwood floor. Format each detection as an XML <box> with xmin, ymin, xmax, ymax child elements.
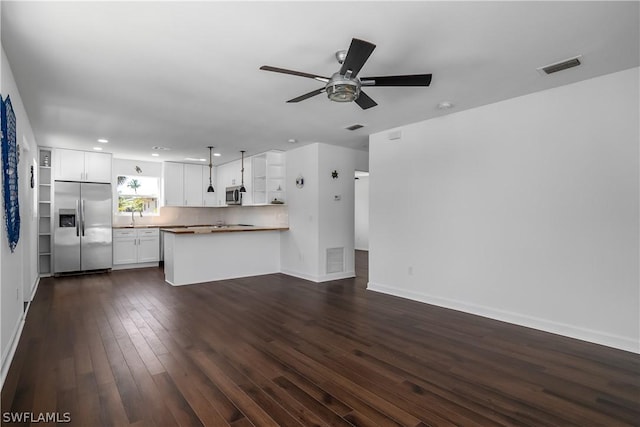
<box><xmin>2</xmin><ymin>250</ymin><xmax>638</xmax><ymax>426</ymax></box>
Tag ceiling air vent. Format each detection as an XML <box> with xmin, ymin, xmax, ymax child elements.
<box><xmin>345</xmin><ymin>124</ymin><xmax>364</xmax><ymax>131</ymax></box>
<box><xmin>538</xmin><ymin>55</ymin><xmax>582</xmax><ymax>75</ymax></box>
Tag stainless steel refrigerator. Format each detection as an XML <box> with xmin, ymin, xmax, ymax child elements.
<box><xmin>54</xmin><ymin>181</ymin><xmax>112</xmax><ymax>273</ymax></box>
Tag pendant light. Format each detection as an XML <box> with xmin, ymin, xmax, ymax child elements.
<box><xmin>206</xmin><ymin>146</ymin><xmax>215</xmax><ymax>193</ymax></box>
<box><xmin>239</xmin><ymin>150</ymin><xmax>247</xmax><ymax>192</ymax></box>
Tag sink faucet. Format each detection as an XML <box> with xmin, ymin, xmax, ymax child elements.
<box><xmin>130</xmin><ymin>210</ymin><xmax>135</xmax><ymax>226</ymax></box>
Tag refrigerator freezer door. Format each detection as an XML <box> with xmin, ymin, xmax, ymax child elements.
<box><xmin>54</xmin><ymin>181</ymin><xmax>81</xmax><ymax>272</ymax></box>
<box><xmin>80</xmin><ymin>182</ymin><xmax>112</xmax><ymax>270</ymax></box>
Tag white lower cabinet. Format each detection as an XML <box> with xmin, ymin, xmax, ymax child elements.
<box><xmin>113</xmin><ymin>228</ymin><xmax>159</xmax><ymax>268</ymax></box>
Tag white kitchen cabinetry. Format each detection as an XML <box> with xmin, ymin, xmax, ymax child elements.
<box><xmin>252</xmin><ymin>151</ymin><xmax>285</xmax><ymax>205</ymax></box>
<box><xmin>214</xmin><ymin>157</ymin><xmax>254</xmax><ymax>206</ymax></box>
<box><xmin>113</xmin><ymin>228</ymin><xmax>159</xmax><ymax>268</ymax></box>
<box><xmin>113</xmin><ymin>229</ymin><xmax>137</xmax><ymax>265</ymax></box>
<box><xmin>163</xmin><ymin>162</ymin><xmax>218</xmax><ymax>207</ymax></box>
<box><xmin>53</xmin><ymin>148</ymin><xmax>112</xmax><ymax>183</ymax></box>
<box><xmin>137</xmin><ymin>229</ymin><xmax>161</xmax><ymax>262</ymax></box>
<box><xmin>184</xmin><ymin>164</ymin><xmax>203</xmax><ymax>206</ymax></box>
<box><xmin>163</xmin><ymin>162</ymin><xmax>184</xmax><ymax>206</ymax></box>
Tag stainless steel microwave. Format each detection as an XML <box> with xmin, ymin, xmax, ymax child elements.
<box><xmin>225</xmin><ymin>186</ymin><xmax>243</xmax><ymax>205</ymax></box>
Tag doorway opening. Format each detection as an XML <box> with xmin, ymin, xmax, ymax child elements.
<box><xmin>354</xmin><ymin>170</ymin><xmax>369</xmax><ymax>281</ymax></box>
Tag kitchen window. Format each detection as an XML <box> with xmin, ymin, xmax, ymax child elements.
<box><xmin>116</xmin><ymin>175</ymin><xmax>159</xmax><ymax>216</ymax></box>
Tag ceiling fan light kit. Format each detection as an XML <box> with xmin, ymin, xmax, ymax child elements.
<box><xmin>260</xmin><ymin>38</ymin><xmax>432</xmax><ymax>110</ymax></box>
<box><xmin>326</xmin><ymin>75</ymin><xmax>360</xmax><ymax>103</ymax></box>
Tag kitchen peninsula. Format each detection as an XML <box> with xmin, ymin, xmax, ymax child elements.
<box><xmin>161</xmin><ymin>225</ymin><xmax>288</xmax><ymax>286</ymax></box>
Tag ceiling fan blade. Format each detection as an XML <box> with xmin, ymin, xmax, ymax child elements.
<box><xmin>355</xmin><ymin>91</ymin><xmax>377</xmax><ymax>110</ymax></box>
<box><xmin>360</xmin><ymin>74</ymin><xmax>432</xmax><ymax>87</ymax></box>
<box><xmin>260</xmin><ymin>66</ymin><xmax>329</xmax><ymax>82</ymax></box>
<box><xmin>287</xmin><ymin>88</ymin><xmax>325</xmax><ymax>103</ymax></box>
<box><xmin>339</xmin><ymin>38</ymin><xmax>376</xmax><ymax>78</ymax></box>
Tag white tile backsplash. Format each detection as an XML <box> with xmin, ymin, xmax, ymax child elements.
<box><xmin>112</xmin><ymin>205</ymin><xmax>288</xmax><ymax>228</ymax></box>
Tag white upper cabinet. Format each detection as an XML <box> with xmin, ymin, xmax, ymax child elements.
<box><xmin>184</xmin><ymin>164</ymin><xmax>203</xmax><ymax>207</ymax></box>
<box><xmin>54</xmin><ymin>148</ymin><xmax>112</xmax><ymax>183</ymax></box>
<box><xmin>163</xmin><ymin>162</ymin><xmax>184</xmax><ymax>206</ymax></box>
<box><xmin>163</xmin><ymin>162</ymin><xmax>217</xmax><ymax>207</ymax></box>
<box><xmin>85</xmin><ymin>151</ymin><xmax>113</xmax><ymax>183</ymax></box>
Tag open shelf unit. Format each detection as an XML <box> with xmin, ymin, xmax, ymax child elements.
<box><xmin>38</xmin><ymin>148</ymin><xmax>53</xmax><ymax>276</ymax></box>
<box><xmin>252</xmin><ymin>151</ymin><xmax>285</xmax><ymax>205</ymax></box>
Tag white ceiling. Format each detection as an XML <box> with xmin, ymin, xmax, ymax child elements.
<box><xmin>2</xmin><ymin>1</ymin><xmax>638</xmax><ymax>164</ymax></box>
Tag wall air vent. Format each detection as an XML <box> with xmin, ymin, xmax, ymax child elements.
<box><xmin>345</xmin><ymin>124</ymin><xmax>364</xmax><ymax>131</ymax></box>
<box><xmin>538</xmin><ymin>55</ymin><xmax>582</xmax><ymax>75</ymax></box>
<box><xmin>326</xmin><ymin>247</ymin><xmax>345</xmax><ymax>274</ymax></box>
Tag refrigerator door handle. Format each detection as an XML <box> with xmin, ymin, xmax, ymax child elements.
<box><xmin>75</xmin><ymin>200</ymin><xmax>80</xmax><ymax>237</ymax></box>
<box><xmin>81</xmin><ymin>199</ymin><xmax>86</xmax><ymax>236</ymax></box>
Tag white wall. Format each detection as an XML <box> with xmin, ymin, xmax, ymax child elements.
<box><xmin>317</xmin><ymin>144</ymin><xmax>367</xmax><ymax>281</ymax></box>
<box><xmin>354</xmin><ymin>174</ymin><xmax>369</xmax><ymax>251</ymax></box>
<box><xmin>1</xmin><ymin>47</ymin><xmax>39</xmax><ymax>385</ymax></box>
<box><xmin>280</xmin><ymin>144</ymin><xmax>320</xmax><ymax>280</ymax></box>
<box><xmin>281</xmin><ymin>143</ymin><xmax>368</xmax><ymax>282</ymax></box>
<box><xmin>369</xmin><ymin>68</ymin><xmax>639</xmax><ymax>353</ymax></box>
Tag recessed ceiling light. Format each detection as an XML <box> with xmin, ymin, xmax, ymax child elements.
<box><xmin>152</xmin><ymin>146</ymin><xmax>171</xmax><ymax>151</ymax></box>
<box><xmin>97</xmin><ymin>138</ymin><xmax>109</xmax><ymax>143</ymax></box>
<box><xmin>93</xmin><ymin>147</ymin><xmax>103</xmax><ymax>151</ymax></box>
<box><xmin>213</xmin><ymin>153</ymin><xmax>221</xmax><ymax>157</ymax></box>
<box><xmin>288</xmin><ymin>138</ymin><xmax>298</xmax><ymax>144</ymax></box>
<box><xmin>151</xmin><ymin>153</ymin><xmax>159</xmax><ymax>157</ymax></box>
<box><xmin>184</xmin><ymin>157</ymin><xmax>206</xmax><ymax>162</ymax></box>
<box><xmin>437</xmin><ymin>101</ymin><xmax>454</xmax><ymax>110</ymax></box>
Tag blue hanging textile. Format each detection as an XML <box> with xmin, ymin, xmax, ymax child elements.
<box><xmin>1</xmin><ymin>95</ymin><xmax>20</xmax><ymax>252</ymax></box>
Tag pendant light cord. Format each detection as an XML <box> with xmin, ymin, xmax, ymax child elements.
<box><xmin>207</xmin><ymin>146</ymin><xmax>215</xmax><ymax>192</ymax></box>
<box><xmin>240</xmin><ymin>150</ymin><xmax>246</xmax><ymax>192</ymax></box>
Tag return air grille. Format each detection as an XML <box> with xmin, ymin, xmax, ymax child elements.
<box><xmin>326</xmin><ymin>247</ymin><xmax>345</xmax><ymax>274</ymax></box>
<box><xmin>538</xmin><ymin>55</ymin><xmax>582</xmax><ymax>75</ymax></box>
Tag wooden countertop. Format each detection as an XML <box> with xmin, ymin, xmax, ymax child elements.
<box><xmin>112</xmin><ymin>225</ymin><xmax>165</xmax><ymax>229</ymax></box>
<box><xmin>160</xmin><ymin>225</ymin><xmax>289</xmax><ymax>234</ymax></box>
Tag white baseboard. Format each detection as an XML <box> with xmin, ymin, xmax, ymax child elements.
<box><xmin>281</xmin><ymin>269</ymin><xmax>355</xmax><ymax>283</ymax></box>
<box><xmin>28</xmin><ymin>276</ymin><xmax>40</xmax><ymax>304</ymax></box>
<box><xmin>367</xmin><ymin>281</ymin><xmax>639</xmax><ymax>354</ymax></box>
<box><xmin>280</xmin><ymin>269</ymin><xmax>319</xmax><ymax>283</ymax></box>
<box><xmin>1</xmin><ymin>276</ymin><xmax>39</xmax><ymax>389</ymax></box>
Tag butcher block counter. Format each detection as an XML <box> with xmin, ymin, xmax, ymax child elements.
<box><xmin>161</xmin><ymin>225</ymin><xmax>288</xmax><ymax>234</ymax></box>
<box><xmin>161</xmin><ymin>225</ymin><xmax>288</xmax><ymax>286</ymax></box>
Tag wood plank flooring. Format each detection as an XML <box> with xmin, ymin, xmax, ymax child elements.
<box><xmin>2</xmin><ymin>250</ymin><xmax>639</xmax><ymax>426</ymax></box>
